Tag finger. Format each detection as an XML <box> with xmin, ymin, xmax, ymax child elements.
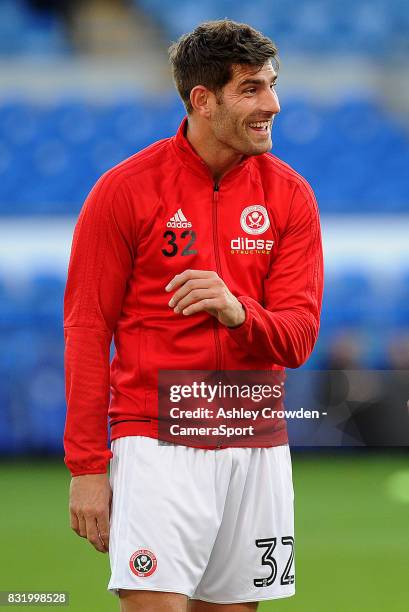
<box><xmin>168</xmin><ymin>279</ymin><xmax>213</xmax><ymax>308</ymax></box>
<box><xmin>165</xmin><ymin>270</ymin><xmax>216</xmax><ymax>292</ymax></box>
<box><xmin>96</xmin><ymin>512</ymin><xmax>110</xmax><ymax>552</ymax></box>
<box><xmin>85</xmin><ymin>515</ymin><xmax>106</xmax><ymax>553</ymax></box>
<box><xmin>181</xmin><ymin>298</ymin><xmax>218</xmax><ymax>317</ymax></box>
<box><xmin>174</xmin><ymin>289</ymin><xmax>218</xmax><ymax>313</ymax></box>
<box><xmin>70</xmin><ymin>510</ymin><xmax>80</xmax><ymax>535</ymax></box>
<box><xmin>77</xmin><ymin>513</ymin><xmax>87</xmax><ymax>538</ymax></box>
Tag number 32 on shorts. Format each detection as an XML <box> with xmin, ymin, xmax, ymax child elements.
<box><xmin>254</xmin><ymin>536</ymin><xmax>295</xmax><ymax>587</ymax></box>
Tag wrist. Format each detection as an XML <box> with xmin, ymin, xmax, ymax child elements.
<box><xmin>227</xmin><ymin>303</ymin><xmax>246</xmax><ymax>328</ymax></box>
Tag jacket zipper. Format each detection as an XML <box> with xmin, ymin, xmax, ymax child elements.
<box><xmin>212</xmin><ymin>182</ymin><xmax>222</xmax><ymax>371</ymax></box>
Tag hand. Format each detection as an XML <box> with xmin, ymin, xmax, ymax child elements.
<box><xmin>166</xmin><ymin>269</ymin><xmax>246</xmax><ymax>328</ymax></box>
<box><xmin>69</xmin><ymin>473</ymin><xmax>112</xmax><ymax>553</ymax></box>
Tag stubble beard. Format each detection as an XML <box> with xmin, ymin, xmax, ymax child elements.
<box><xmin>213</xmin><ymin>107</ymin><xmax>272</xmax><ymax>157</ymax></box>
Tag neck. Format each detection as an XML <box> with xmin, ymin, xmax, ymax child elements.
<box><xmin>186</xmin><ymin>117</ymin><xmax>244</xmax><ymax>184</ymax></box>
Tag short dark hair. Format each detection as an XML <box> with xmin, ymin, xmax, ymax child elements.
<box><xmin>168</xmin><ymin>19</ymin><xmax>279</xmax><ymax>114</ymax></box>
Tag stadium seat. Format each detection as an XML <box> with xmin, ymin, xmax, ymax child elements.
<box><xmin>1</xmin><ymin>96</ymin><xmax>408</xmax><ymax>215</ymax></box>
<box><xmin>0</xmin><ymin>0</ymin><xmax>71</xmax><ymax>57</ymax></box>
<box><xmin>135</xmin><ymin>0</ymin><xmax>409</xmax><ymax>56</ymax></box>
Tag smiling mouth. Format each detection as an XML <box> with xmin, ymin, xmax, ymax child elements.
<box><xmin>247</xmin><ymin>120</ymin><xmax>272</xmax><ymax>134</ymax></box>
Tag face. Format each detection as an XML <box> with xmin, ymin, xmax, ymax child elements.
<box><xmin>209</xmin><ymin>61</ymin><xmax>280</xmax><ymax>156</ymax></box>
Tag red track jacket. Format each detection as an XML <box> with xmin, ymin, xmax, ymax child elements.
<box><xmin>63</xmin><ymin>117</ymin><xmax>324</xmax><ymax>476</ymax></box>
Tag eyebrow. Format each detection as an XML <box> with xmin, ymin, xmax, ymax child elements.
<box><xmin>238</xmin><ymin>75</ymin><xmax>278</xmax><ymax>88</ymax></box>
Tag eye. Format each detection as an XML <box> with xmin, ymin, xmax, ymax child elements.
<box><xmin>245</xmin><ymin>88</ymin><xmax>256</xmax><ymax>94</ymax></box>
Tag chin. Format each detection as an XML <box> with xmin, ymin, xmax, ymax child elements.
<box><xmin>246</xmin><ymin>142</ymin><xmax>272</xmax><ymax>156</ymax></box>
<box><xmin>246</xmin><ymin>135</ymin><xmax>272</xmax><ymax>154</ymax></box>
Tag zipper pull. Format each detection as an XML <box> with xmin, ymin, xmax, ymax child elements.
<box><xmin>214</xmin><ymin>183</ymin><xmax>219</xmax><ymax>192</ymax></box>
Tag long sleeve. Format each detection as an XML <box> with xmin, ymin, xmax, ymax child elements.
<box><xmin>226</xmin><ymin>182</ymin><xmax>324</xmax><ymax>368</ymax></box>
<box><xmin>63</xmin><ymin>173</ymin><xmax>136</xmax><ymax>476</ymax></box>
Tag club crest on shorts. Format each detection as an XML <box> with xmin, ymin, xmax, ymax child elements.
<box><xmin>129</xmin><ymin>549</ymin><xmax>157</xmax><ymax>577</ymax></box>
<box><xmin>240</xmin><ymin>205</ymin><xmax>270</xmax><ymax>235</ymax></box>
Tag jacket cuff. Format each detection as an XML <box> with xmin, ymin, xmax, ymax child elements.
<box><xmin>64</xmin><ymin>452</ymin><xmax>112</xmax><ymax>477</ymax></box>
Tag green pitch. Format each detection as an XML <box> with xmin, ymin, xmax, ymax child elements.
<box><xmin>0</xmin><ymin>453</ymin><xmax>408</xmax><ymax>611</ymax></box>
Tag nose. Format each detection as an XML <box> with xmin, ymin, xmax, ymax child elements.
<box><xmin>269</xmin><ymin>87</ymin><xmax>280</xmax><ymax>115</ymax></box>
<box><xmin>262</xmin><ymin>86</ymin><xmax>280</xmax><ymax>115</ymax></box>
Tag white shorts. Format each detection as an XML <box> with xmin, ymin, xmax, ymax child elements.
<box><xmin>107</xmin><ymin>436</ymin><xmax>295</xmax><ymax>604</ymax></box>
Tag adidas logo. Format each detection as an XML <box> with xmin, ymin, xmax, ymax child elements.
<box><xmin>167</xmin><ymin>208</ymin><xmax>192</xmax><ymax>228</ymax></box>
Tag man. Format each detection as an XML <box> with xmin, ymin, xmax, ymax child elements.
<box><xmin>64</xmin><ymin>19</ymin><xmax>323</xmax><ymax>612</ymax></box>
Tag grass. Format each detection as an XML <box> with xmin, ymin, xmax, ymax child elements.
<box><xmin>0</xmin><ymin>452</ymin><xmax>408</xmax><ymax>611</ymax></box>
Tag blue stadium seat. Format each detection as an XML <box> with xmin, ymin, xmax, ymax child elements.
<box><xmin>26</xmin><ymin>363</ymin><xmax>66</xmax><ymax>453</ymax></box>
<box><xmin>135</xmin><ymin>0</ymin><xmax>409</xmax><ymax>56</ymax></box>
<box><xmin>1</xmin><ymin>95</ymin><xmax>408</xmax><ymax>215</ymax></box>
<box><xmin>0</xmin><ymin>0</ymin><xmax>71</xmax><ymax>57</ymax></box>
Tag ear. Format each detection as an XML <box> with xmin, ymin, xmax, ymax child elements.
<box><xmin>189</xmin><ymin>85</ymin><xmax>213</xmax><ymax>118</ymax></box>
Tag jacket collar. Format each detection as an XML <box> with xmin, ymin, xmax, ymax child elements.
<box><xmin>172</xmin><ymin>116</ymin><xmax>252</xmax><ymax>187</ymax></box>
